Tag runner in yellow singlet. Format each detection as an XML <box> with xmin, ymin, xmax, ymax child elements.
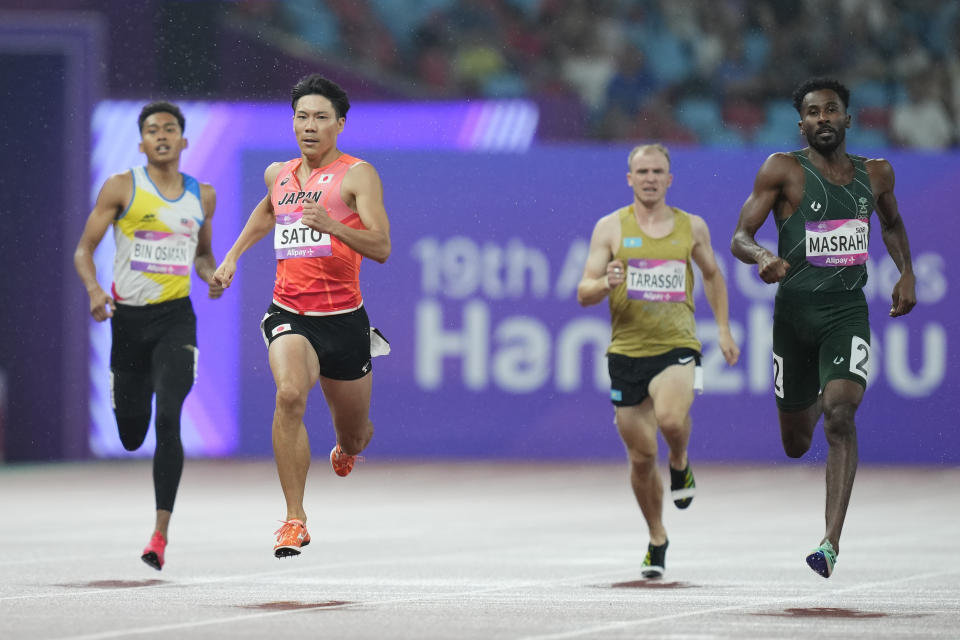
<box><xmin>578</xmin><ymin>144</ymin><xmax>740</xmax><ymax>579</ymax></box>
<box><xmin>74</xmin><ymin>101</ymin><xmax>222</xmax><ymax>571</ymax></box>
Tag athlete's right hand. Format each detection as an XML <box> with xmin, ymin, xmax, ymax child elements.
<box><xmin>605</xmin><ymin>259</ymin><xmax>626</xmax><ymax>290</ymax></box>
<box><xmin>213</xmin><ymin>260</ymin><xmax>236</xmax><ymax>288</ymax></box>
<box><xmin>88</xmin><ymin>288</ymin><xmax>115</xmax><ymax>322</ymax></box>
<box><xmin>756</xmin><ymin>252</ymin><xmax>790</xmax><ymax>283</ymax></box>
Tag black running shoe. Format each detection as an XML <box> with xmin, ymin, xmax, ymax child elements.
<box><xmin>670</xmin><ymin>462</ymin><xmax>696</xmax><ymax>509</ymax></box>
<box><xmin>641</xmin><ymin>540</ymin><xmax>668</xmax><ymax>579</ymax></box>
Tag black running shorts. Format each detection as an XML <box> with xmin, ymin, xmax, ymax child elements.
<box><xmin>110</xmin><ymin>297</ymin><xmax>197</xmax><ymax>374</ymax></box>
<box><xmin>607</xmin><ymin>348</ymin><xmax>701</xmax><ymax>407</ymax></box>
<box><xmin>260</xmin><ymin>304</ymin><xmax>372</xmax><ymax>381</ymax></box>
<box><xmin>772</xmin><ymin>289</ymin><xmax>871</xmax><ymax>411</ymax></box>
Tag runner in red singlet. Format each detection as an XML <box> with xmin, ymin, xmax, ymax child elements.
<box><xmin>214</xmin><ymin>75</ymin><xmax>391</xmax><ymax>558</ymax></box>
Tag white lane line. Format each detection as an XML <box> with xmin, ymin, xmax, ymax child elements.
<box><xmin>0</xmin><ymin>543</ymin><xmax>588</xmax><ymax>602</ymax></box>
<box><xmin>48</xmin><ymin>567</ymin><xmax>636</xmax><ymax>640</ymax></box>
<box><xmin>516</xmin><ymin>568</ymin><xmax>960</xmax><ymax>640</ymax></box>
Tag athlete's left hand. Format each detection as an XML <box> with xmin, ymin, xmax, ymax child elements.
<box><xmin>889</xmin><ymin>272</ymin><xmax>916</xmax><ymax>317</ymax></box>
<box><xmin>207</xmin><ymin>277</ymin><xmax>225</xmax><ymax>300</ymax></box>
<box><xmin>301</xmin><ymin>196</ymin><xmax>336</xmax><ymax>234</ymax></box>
<box><xmin>717</xmin><ymin>326</ymin><xmax>740</xmax><ymax>366</ymax></box>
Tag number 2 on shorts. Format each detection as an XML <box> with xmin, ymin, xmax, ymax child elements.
<box><xmin>772</xmin><ymin>352</ymin><xmax>785</xmax><ymax>398</ymax></box>
<box><xmin>848</xmin><ymin>336</ymin><xmax>870</xmax><ymax>380</ymax></box>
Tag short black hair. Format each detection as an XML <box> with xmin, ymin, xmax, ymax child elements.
<box><xmin>792</xmin><ymin>77</ymin><xmax>850</xmax><ymax>114</ymax></box>
<box><xmin>138</xmin><ymin>101</ymin><xmax>185</xmax><ymax>133</ymax></box>
<box><xmin>291</xmin><ymin>74</ymin><xmax>350</xmax><ymax>119</ymax></box>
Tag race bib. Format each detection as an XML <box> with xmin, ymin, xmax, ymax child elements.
<box><xmin>130</xmin><ymin>230</ymin><xmax>192</xmax><ymax>275</ymax></box>
<box><xmin>626</xmin><ymin>258</ymin><xmax>687</xmax><ymax>301</ymax></box>
<box><xmin>805</xmin><ymin>219</ymin><xmax>869</xmax><ymax>267</ymax></box>
<box><xmin>274</xmin><ymin>212</ymin><xmax>332</xmax><ymax>259</ymax></box>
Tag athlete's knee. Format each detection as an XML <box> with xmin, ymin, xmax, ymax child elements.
<box><xmin>275</xmin><ymin>383</ymin><xmax>308</xmax><ymax>417</ymax></box>
<box><xmin>626</xmin><ymin>447</ymin><xmax>658</xmax><ymax>474</ymax></box>
<box><xmin>116</xmin><ymin>413</ymin><xmax>151</xmax><ymax>451</ymax></box>
<box><xmin>782</xmin><ymin>436</ymin><xmax>810</xmax><ymax>459</ymax></box>
<box><xmin>336</xmin><ymin>419</ymin><xmax>373</xmax><ymax>455</ymax></box>
<box><xmin>780</xmin><ymin>426</ymin><xmax>812</xmax><ymax>458</ymax></box>
<box><xmin>823</xmin><ymin>402</ymin><xmax>857</xmax><ymax>441</ymax></box>
<box><xmin>655</xmin><ymin>410</ymin><xmax>687</xmax><ymax>438</ymax></box>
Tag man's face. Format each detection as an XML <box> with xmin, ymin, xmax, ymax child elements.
<box><xmin>139</xmin><ymin>112</ymin><xmax>186</xmax><ymax>163</ymax></box>
<box><xmin>798</xmin><ymin>89</ymin><xmax>850</xmax><ymax>153</ymax></box>
<box><xmin>627</xmin><ymin>149</ymin><xmax>672</xmax><ymax>206</ymax></box>
<box><xmin>292</xmin><ymin>94</ymin><xmax>344</xmax><ymax>158</ymax></box>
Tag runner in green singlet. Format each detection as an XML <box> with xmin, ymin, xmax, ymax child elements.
<box><xmin>731</xmin><ymin>77</ymin><xmax>917</xmax><ymax>578</ymax></box>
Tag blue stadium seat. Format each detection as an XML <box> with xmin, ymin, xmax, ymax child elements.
<box><xmin>703</xmin><ymin>127</ymin><xmax>747</xmax><ymax>147</ymax></box>
<box><xmin>850</xmin><ymin>80</ymin><xmax>890</xmax><ymax>108</ymax></box>
<box><xmin>751</xmin><ymin>124</ymin><xmax>801</xmax><ymax>149</ymax></box>
<box><xmin>764</xmin><ymin>100</ymin><xmax>800</xmax><ymax>131</ymax></box>
<box><xmin>675</xmin><ymin>97</ymin><xmax>724</xmax><ymax>141</ymax></box>
<box><xmin>848</xmin><ymin>127</ymin><xmax>889</xmax><ymax>149</ymax></box>
<box><xmin>282</xmin><ymin>0</ymin><xmax>341</xmax><ymax>50</ymax></box>
<box><xmin>368</xmin><ymin>0</ymin><xmax>455</xmax><ymax>50</ymax></box>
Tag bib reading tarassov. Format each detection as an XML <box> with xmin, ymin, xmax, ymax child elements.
<box><xmin>805</xmin><ymin>219</ymin><xmax>869</xmax><ymax>267</ymax></box>
<box><xmin>627</xmin><ymin>258</ymin><xmax>687</xmax><ymax>301</ymax></box>
<box><xmin>131</xmin><ymin>230</ymin><xmax>192</xmax><ymax>275</ymax></box>
<box><xmin>274</xmin><ymin>212</ymin><xmax>332</xmax><ymax>259</ymax></box>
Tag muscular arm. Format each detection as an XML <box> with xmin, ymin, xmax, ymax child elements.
<box><xmin>730</xmin><ymin>153</ymin><xmax>795</xmax><ymax>283</ymax></box>
<box><xmin>194</xmin><ymin>183</ymin><xmax>223</xmax><ymax>298</ymax></box>
<box><xmin>302</xmin><ymin>162</ymin><xmax>391</xmax><ymax>263</ymax></box>
<box><xmin>868</xmin><ymin>159</ymin><xmax>916</xmax><ymax>317</ymax></box>
<box><xmin>691</xmin><ymin>215</ymin><xmax>739</xmax><ymax>365</ymax></box>
<box><xmin>74</xmin><ymin>172</ymin><xmax>130</xmax><ymax>321</ymax></box>
<box><xmin>213</xmin><ymin>164</ymin><xmax>282</xmax><ymax>288</ymax></box>
<box><xmin>576</xmin><ymin>213</ymin><xmax>623</xmax><ymax>307</ymax></box>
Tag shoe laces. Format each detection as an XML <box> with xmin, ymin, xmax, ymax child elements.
<box><xmin>821</xmin><ymin>540</ymin><xmax>837</xmax><ymax>562</ymax></box>
<box><xmin>334</xmin><ymin>447</ymin><xmax>365</xmax><ymax>464</ymax></box>
<box><xmin>274</xmin><ymin>519</ymin><xmax>305</xmax><ymax>538</ymax></box>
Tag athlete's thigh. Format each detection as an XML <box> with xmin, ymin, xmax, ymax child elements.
<box><xmin>152</xmin><ymin>312</ymin><xmax>198</xmax><ymax>391</ymax></box>
<box><xmin>110</xmin><ymin>307</ymin><xmax>153</xmax><ymax>375</ymax></box>
<box><xmin>615</xmin><ymin>400</ymin><xmax>659</xmax><ymax>457</ymax></box>
<box><xmin>318</xmin><ymin>372</ymin><xmax>372</xmax><ymax>429</ymax></box>
<box><xmin>772</xmin><ymin>299</ymin><xmax>820</xmax><ymax>412</ymax></box>
<box><xmin>268</xmin><ymin>333</ymin><xmax>321</xmax><ymax>394</ymax></box>
<box><xmin>110</xmin><ymin>311</ymin><xmax>154</xmax><ymax>415</ymax></box>
<box><xmin>315</xmin><ymin>308</ymin><xmax>372</xmax><ymax>381</ymax></box>
<box><xmin>648</xmin><ymin>362</ymin><xmax>695</xmax><ymax>418</ymax></box>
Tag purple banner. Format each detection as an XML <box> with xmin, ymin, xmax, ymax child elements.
<box><xmin>238</xmin><ymin>146</ymin><xmax>957</xmax><ymax>464</ymax></box>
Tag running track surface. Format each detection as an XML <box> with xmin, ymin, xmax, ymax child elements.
<box><xmin>2</xmin><ymin>460</ymin><xmax>958</xmax><ymax>639</ymax></box>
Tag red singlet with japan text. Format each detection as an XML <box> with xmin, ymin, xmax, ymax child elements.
<box><xmin>271</xmin><ymin>154</ymin><xmax>367</xmax><ymax>315</ymax></box>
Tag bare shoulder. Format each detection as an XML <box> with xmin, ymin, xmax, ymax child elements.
<box><xmin>864</xmin><ymin>157</ymin><xmax>895</xmax><ymax>195</ymax></box>
<box><xmin>865</xmin><ymin>157</ymin><xmax>894</xmax><ymax>178</ymax></box>
<box><xmin>761</xmin><ymin>151</ymin><xmax>801</xmax><ymax>177</ymax></box>
<box><xmin>104</xmin><ymin>169</ymin><xmax>133</xmax><ymax>192</ymax></box>
<box><xmin>591</xmin><ymin>210</ymin><xmax>622</xmax><ymax>252</ymax></box>
<box><xmin>264</xmin><ymin>161</ymin><xmax>285</xmax><ymax>187</ymax></box>
<box><xmin>346</xmin><ymin>159</ymin><xmax>381</xmax><ymax>183</ymax></box>
<box><xmin>98</xmin><ymin>170</ymin><xmax>133</xmax><ymax>206</ymax></box>
<box><xmin>594</xmin><ymin>209</ymin><xmax>620</xmax><ymax>232</ymax></box>
<box><xmin>198</xmin><ymin>181</ymin><xmax>216</xmax><ymax>216</ymax></box>
<box><xmin>687</xmin><ymin>211</ymin><xmax>711</xmax><ymax>238</ymax></box>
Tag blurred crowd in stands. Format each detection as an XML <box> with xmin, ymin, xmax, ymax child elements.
<box><xmin>232</xmin><ymin>0</ymin><xmax>960</xmax><ymax>148</ymax></box>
